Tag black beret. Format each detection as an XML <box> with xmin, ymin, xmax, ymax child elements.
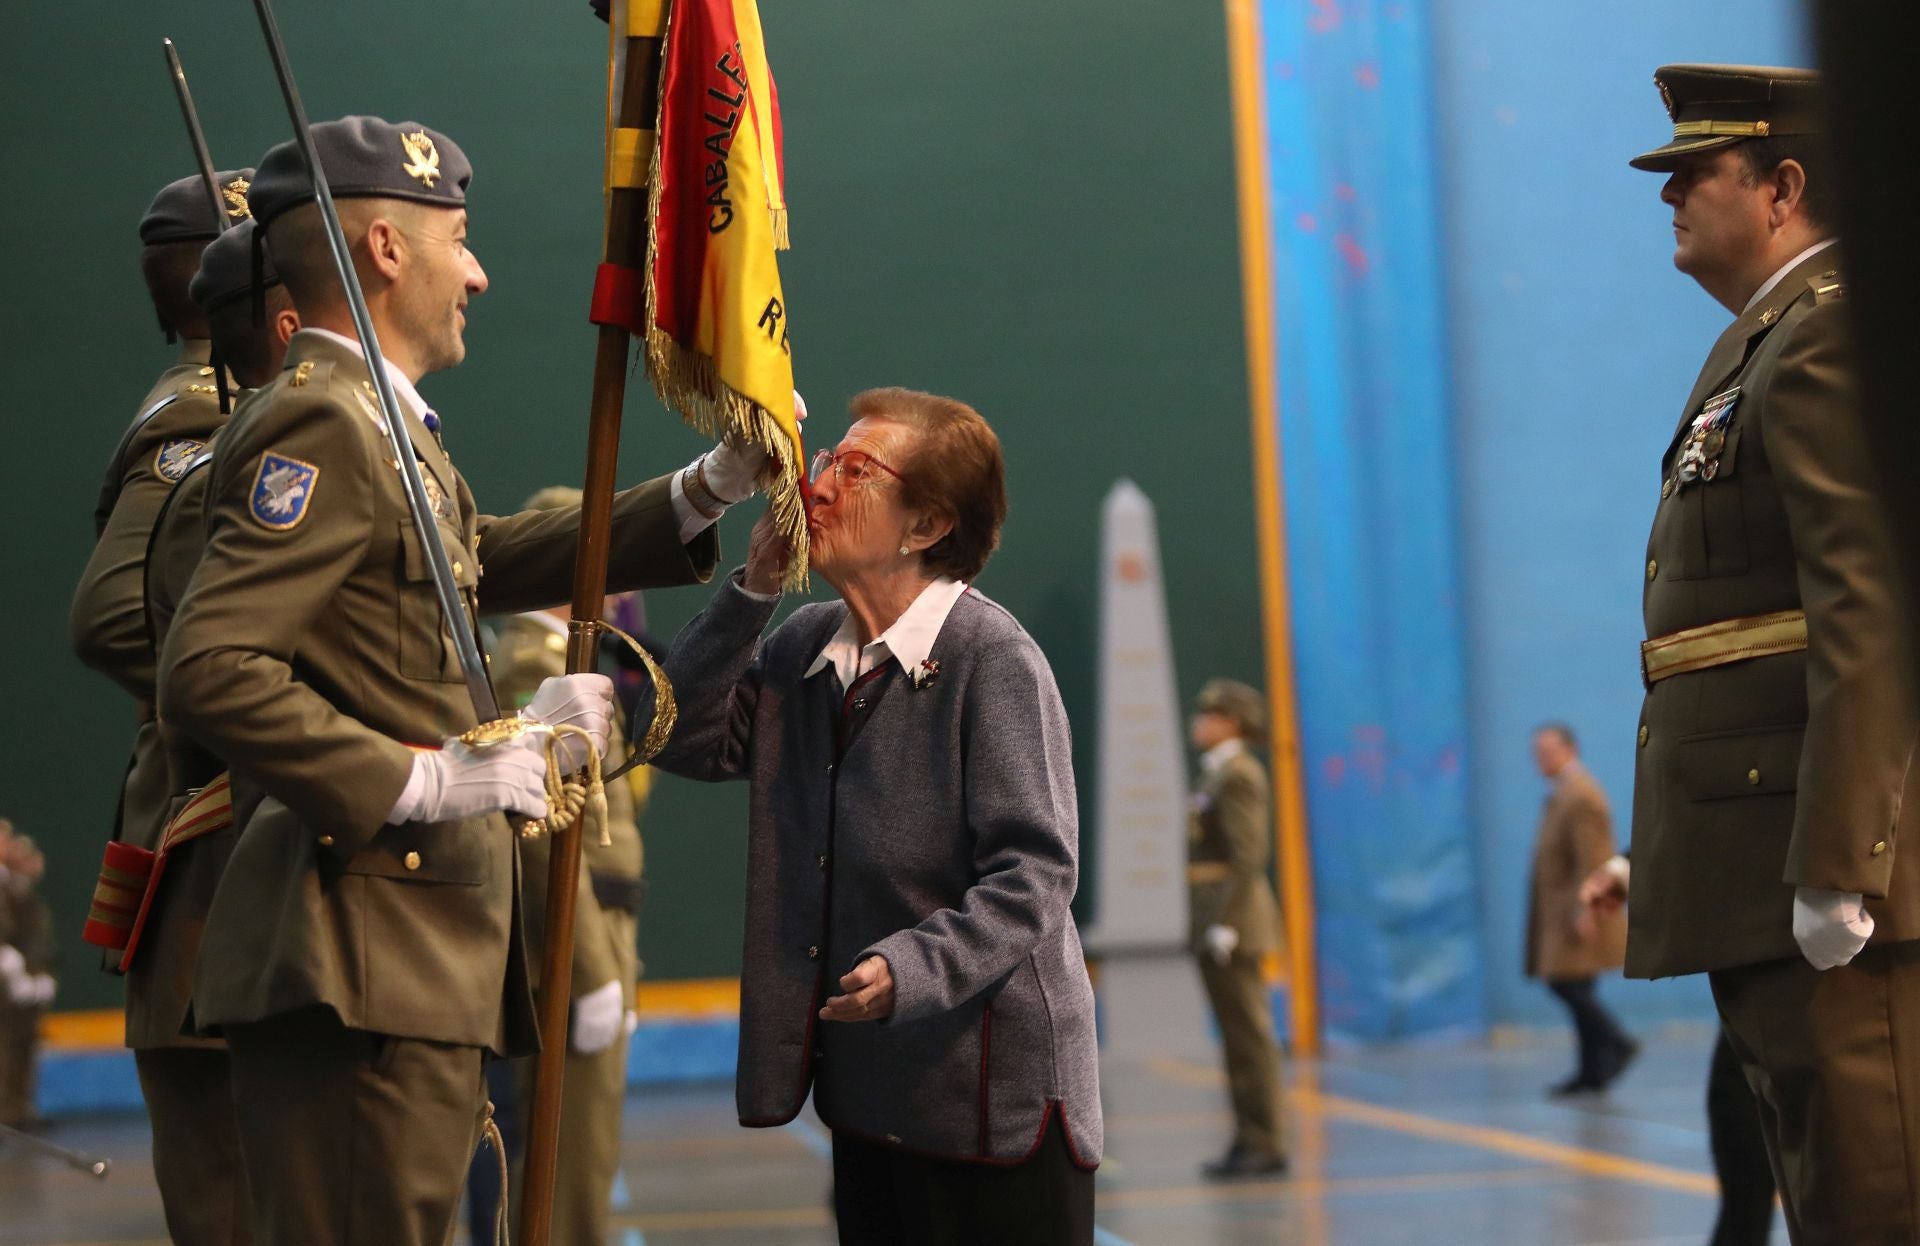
<box><xmin>1630</xmin><ymin>64</ymin><xmax>1822</xmax><ymax>172</ymax></box>
<box><xmin>139</xmin><ymin>169</ymin><xmax>256</xmax><ymax>244</ymax></box>
<box><xmin>249</xmin><ymin>116</ymin><xmax>471</xmax><ymax>232</ymax></box>
<box><xmin>190</xmin><ymin>218</ymin><xmax>281</xmax><ymax>314</ymax></box>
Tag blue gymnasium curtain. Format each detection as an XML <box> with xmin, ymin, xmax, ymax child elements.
<box><xmin>1261</xmin><ymin>0</ymin><xmax>1484</xmax><ymax>1039</ymax></box>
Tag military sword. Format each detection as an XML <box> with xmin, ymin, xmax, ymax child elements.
<box><xmin>244</xmin><ymin>0</ymin><xmax>502</xmax><ymax>723</ymax></box>
<box><xmin>0</xmin><ymin>1121</ymin><xmax>111</xmax><ymax>1179</ymax></box>
<box><xmin>162</xmin><ymin>39</ymin><xmax>231</xmax><ymax>236</ymax></box>
<box><xmin>161</xmin><ymin>37</ymin><xmax>238</xmax><ymax>415</ymax></box>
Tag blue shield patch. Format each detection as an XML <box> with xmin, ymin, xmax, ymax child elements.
<box><xmin>154</xmin><ymin>438</ymin><xmax>204</xmax><ymax>483</ymax></box>
<box><xmin>250</xmin><ymin>452</ymin><xmax>320</xmax><ymax>530</ymax></box>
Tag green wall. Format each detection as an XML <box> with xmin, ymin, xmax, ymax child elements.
<box><xmin>1</xmin><ymin>1</ymin><xmax>1259</xmax><ymax>1008</ymax></box>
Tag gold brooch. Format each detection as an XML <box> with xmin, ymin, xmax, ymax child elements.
<box><xmin>401</xmin><ymin>131</ymin><xmax>441</xmax><ymax>188</ymax></box>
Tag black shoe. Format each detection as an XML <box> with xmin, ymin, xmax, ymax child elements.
<box><xmin>1548</xmin><ymin>1073</ymin><xmax>1603</xmax><ymax>1097</ymax></box>
<box><xmin>1202</xmin><ymin>1145</ymin><xmax>1289</xmax><ymax>1180</ymax></box>
<box><xmin>1595</xmin><ymin>1038</ymin><xmax>1641</xmax><ymax>1089</ymax></box>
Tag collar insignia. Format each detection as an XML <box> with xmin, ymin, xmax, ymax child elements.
<box><xmin>401</xmin><ymin>131</ymin><xmax>442</xmax><ymax>188</ymax></box>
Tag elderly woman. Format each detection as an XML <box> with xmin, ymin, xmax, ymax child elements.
<box><xmin>655</xmin><ymin>388</ymin><xmax>1100</xmax><ymax>1245</ymax></box>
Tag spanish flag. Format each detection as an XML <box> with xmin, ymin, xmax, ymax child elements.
<box><xmin>643</xmin><ymin>0</ymin><xmax>806</xmax><ymax>582</ymax></box>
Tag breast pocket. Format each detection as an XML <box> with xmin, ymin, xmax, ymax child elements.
<box><xmin>396</xmin><ymin>520</ymin><xmax>481</xmax><ymax>682</ymax></box>
<box><xmin>1662</xmin><ymin>427</ymin><xmax>1750</xmax><ymax>580</ymax></box>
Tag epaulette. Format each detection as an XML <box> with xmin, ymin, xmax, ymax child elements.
<box><xmin>283</xmin><ymin>358</ymin><xmax>334</xmax><ymax>390</ymax></box>
<box><xmin>1809</xmin><ymin>269</ymin><xmax>1846</xmax><ymax>305</ymax></box>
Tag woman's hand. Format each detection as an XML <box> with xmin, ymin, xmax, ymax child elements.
<box><xmin>742</xmin><ymin>504</ymin><xmax>789</xmax><ymax>596</ymax></box>
<box><xmin>819</xmin><ymin>955</ymin><xmax>894</xmax><ymax>1023</ymax></box>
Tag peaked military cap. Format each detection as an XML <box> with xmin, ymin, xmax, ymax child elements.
<box><xmin>190</xmin><ymin>218</ymin><xmax>281</xmax><ymax>314</ymax></box>
<box><xmin>248</xmin><ymin>116</ymin><xmax>471</xmax><ymax>232</ymax></box>
<box><xmin>1194</xmin><ymin>679</ymin><xmax>1267</xmax><ymax>740</ymax></box>
<box><xmin>139</xmin><ymin>169</ymin><xmax>256</xmax><ymax>244</ymax></box>
<box><xmin>1629</xmin><ymin>64</ymin><xmax>1822</xmax><ymax>172</ymax></box>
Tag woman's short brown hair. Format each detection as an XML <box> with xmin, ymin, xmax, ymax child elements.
<box><xmin>850</xmin><ymin>387</ymin><xmax>1006</xmax><ymax>581</ymax></box>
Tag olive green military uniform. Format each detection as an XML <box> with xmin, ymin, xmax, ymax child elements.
<box><xmin>0</xmin><ymin>873</ymin><xmax>53</xmax><ymax>1127</ymax></box>
<box><xmin>157</xmin><ymin>328</ymin><xmax>715</xmax><ymax>1245</ymax></box>
<box><xmin>71</xmin><ymin>354</ymin><xmax>252</xmax><ymax>1245</ymax></box>
<box><xmin>1188</xmin><ymin>681</ymin><xmax>1287</xmax><ymax>1164</ymax></box>
<box><xmin>1627</xmin><ymin>65</ymin><xmax>1920</xmax><ymax>1242</ymax></box>
<box><xmin>67</xmin><ymin>167</ymin><xmax>259</xmax><ymax>1245</ymax></box>
<box><xmin>490</xmin><ymin>612</ymin><xmax>647</xmax><ymax>1246</ymax></box>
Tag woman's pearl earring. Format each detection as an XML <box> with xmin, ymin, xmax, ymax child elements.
<box><xmin>899</xmin><ymin>545</ymin><xmax>911</xmax><ymax>556</ymax></box>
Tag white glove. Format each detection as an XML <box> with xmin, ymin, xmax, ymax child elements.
<box><xmin>570</xmin><ymin>978</ymin><xmax>626</xmax><ymax>1054</ymax></box>
<box><xmin>5</xmin><ymin>963</ymin><xmax>39</xmax><ymax>1007</ymax></box>
<box><xmin>1793</xmin><ymin>886</ymin><xmax>1875</xmax><ymax>971</ymax></box>
<box><xmin>701</xmin><ymin>438</ymin><xmax>769</xmax><ymax>504</ymax></box>
<box><xmin>389</xmin><ymin>735</ymin><xmax>549</xmax><ymax>824</ymax></box>
<box><xmin>1204</xmin><ymin>924</ymin><xmax>1240</xmax><ymax>965</ymax></box>
<box><xmin>623</xmin><ymin>1009</ymin><xmax>639</xmax><ymax>1037</ymax></box>
<box><xmin>27</xmin><ymin>974</ymin><xmax>54</xmax><ymax>1007</ymax></box>
<box><xmin>0</xmin><ymin>945</ymin><xmax>23</xmax><ymax>982</ymax></box>
<box><xmin>522</xmin><ymin>673</ymin><xmax>613</xmax><ymax>771</ymax></box>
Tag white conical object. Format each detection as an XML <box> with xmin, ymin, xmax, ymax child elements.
<box><xmin>1084</xmin><ymin>479</ymin><xmax>1187</xmax><ymax>952</ymax></box>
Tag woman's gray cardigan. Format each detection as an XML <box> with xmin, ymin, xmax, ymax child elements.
<box><xmin>654</xmin><ymin>571</ymin><xmax>1103</xmax><ymax>1167</ymax></box>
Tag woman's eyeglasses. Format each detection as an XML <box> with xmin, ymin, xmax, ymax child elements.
<box><xmin>808</xmin><ymin>448</ymin><xmax>903</xmax><ymax>488</ymax></box>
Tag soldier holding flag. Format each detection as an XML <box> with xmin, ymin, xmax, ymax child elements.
<box><xmin>155</xmin><ymin>116</ymin><xmax>771</xmax><ymax>1246</ymax></box>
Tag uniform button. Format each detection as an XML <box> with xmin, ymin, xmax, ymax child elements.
<box><xmin>825</xmin><ymin>763</ymin><xmax>835</xmax><ymax>774</ymax></box>
<box><xmin>852</xmin><ymin>697</ymin><xmax>869</xmax><ymax>711</ymax></box>
<box><xmin>1747</xmin><ymin>769</ymin><xmax>1762</xmax><ymax>787</ymax></box>
<box><xmin>452</xmin><ymin>560</ymin><xmax>464</xmax><ymax>576</ymax></box>
<box><xmin>1661</xmin><ymin>479</ymin><xmax>1674</xmax><ymax>499</ymax></box>
<box><xmin>807</xmin><ymin>945</ymin><xmax>821</xmax><ymax>959</ymax></box>
<box><xmin>1638</xmin><ymin>726</ymin><xmax>1649</xmax><ymax>747</ymax></box>
<box><xmin>1646</xmin><ymin>559</ymin><xmax>1659</xmax><ymax>581</ymax></box>
<box><xmin>405</xmin><ymin>851</ymin><xmax>422</xmax><ymax>870</ymax></box>
<box><xmin>1873</xmin><ymin>841</ymin><xmax>1889</xmax><ymax>856</ymax></box>
<box><xmin>318</xmin><ymin>834</ymin><xmax>335</xmax><ymax>847</ymax></box>
<box><xmin>818</xmin><ymin>854</ymin><xmax>828</xmax><ymax>869</ymax></box>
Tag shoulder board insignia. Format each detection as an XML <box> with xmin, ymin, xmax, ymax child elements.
<box><xmin>1758</xmin><ymin>306</ymin><xmax>1781</xmax><ymax>326</ymax></box>
<box><xmin>198</xmin><ymin>366</ymin><xmax>215</xmax><ymax>377</ymax></box>
<box><xmin>249</xmin><ymin>451</ymin><xmax>320</xmax><ymax>530</ymax></box>
<box><xmin>183</xmin><ymin>382</ymin><xmax>219</xmax><ymax>396</ymax></box>
<box><xmin>1814</xmin><ymin>279</ymin><xmax>1846</xmax><ymax>304</ymax></box>
<box><xmin>290</xmin><ymin>360</ymin><xmax>316</xmax><ymax>387</ymax></box>
<box><xmin>355</xmin><ymin>382</ymin><xmax>389</xmax><ymax>434</ymax></box>
<box><xmin>154</xmin><ymin>438</ymin><xmax>204</xmax><ymax>483</ymax></box>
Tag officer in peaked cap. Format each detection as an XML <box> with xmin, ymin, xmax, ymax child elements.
<box><xmin>157</xmin><ymin>115</ymin><xmax>773</xmax><ymax>1246</ymax></box>
<box><xmin>1623</xmin><ymin>64</ymin><xmax>1920</xmax><ymax>1240</ymax></box>
<box><xmin>1186</xmin><ymin>679</ymin><xmax>1288</xmax><ymax>1180</ymax></box>
<box><xmin>66</xmin><ymin>169</ymin><xmax>255</xmax><ymax>1246</ymax></box>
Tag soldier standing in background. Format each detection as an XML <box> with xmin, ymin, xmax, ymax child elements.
<box><xmin>66</xmin><ymin>172</ymin><xmax>259</xmax><ymax>1245</ymax></box>
<box><xmin>481</xmin><ymin>488</ymin><xmax>649</xmax><ymax>1246</ymax></box>
<box><xmin>1626</xmin><ymin>65</ymin><xmax>1920</xmax><ymax>1240</ymax></box>
<box><xmin>1187</xmin><ymin>679</ymin><xmax>1288</xmax><ymax>1180</ymax></box>
<box><xmin>0</xmin><ymin>834</ymin><xmax>56</xmax><ymax>1131</ymax></box>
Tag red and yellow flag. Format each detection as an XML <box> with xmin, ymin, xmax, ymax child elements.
<box><xmin>642</xmin><ymin>0</ymin><xmax>805</xmax><ymax>580</ymax></box>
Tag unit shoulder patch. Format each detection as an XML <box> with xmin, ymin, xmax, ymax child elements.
<box><xmin>154</xmin><ymin>438</ymin><xmax>204</xmax><ymax>483</ymax></box>
<box><xmin>250</xmin><ymin>451</ymin><xmax>320</xmax><ymax>530</ymax></box>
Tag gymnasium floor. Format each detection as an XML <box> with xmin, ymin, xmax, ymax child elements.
<box><xmin>1</xmin><ymin>958</ymin><xmax>1762</xmax><ymax>1246</ymax></box>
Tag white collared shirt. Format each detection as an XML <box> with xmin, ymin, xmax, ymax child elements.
<box><xmin>300</xmin><ymin>327</ymin><xmax>437</xmax><ymax>430</ymax></box>
<box><xmin>1742</xmin><ymin>237</ymin><xmax>1837</xmax><ymax>315</ymax></box>
<box><xmin>804</xmin><ymin>577</ymin><xmax>970</xmax><ymax>690</ymax></box>
<box><xmin>1201</xmin><ymin>737</ymin><xmax>1247</xmax><ymax>776</ymax></box>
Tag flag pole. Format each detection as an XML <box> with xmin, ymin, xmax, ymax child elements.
<box><xmin>519</xmin><ymin>2</ymin><xmax>669</xmax><ymax>1241</ymax></box>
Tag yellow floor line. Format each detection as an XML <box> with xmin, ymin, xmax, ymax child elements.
<box><xmin>1147</xmin><ymin>1056</ymin><xmax>1716</xmax><ymax>1198</ymax></box>
<box><xmin>1100</xmin><ymin>1164</ymin><xmax>1573</xmax><ymax>1207</ymax></box>
<box><xmin>611</xmin><ymin>1203</ymin><xmax>832</xmax><ymax>1232</ymax></box>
